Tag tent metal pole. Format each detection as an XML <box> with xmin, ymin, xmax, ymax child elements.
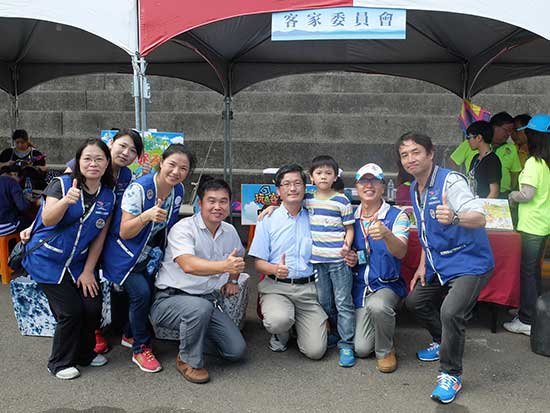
<box><xmin>9</xmin><ymin>65</ymin><xmax>19</xmax><ymax>130</ymax></box>
<box><xmin>139</xmin><ymin>57</ymin><xmax>149</xmax><ymax>132</ymax></box>
<box><xmin>132</xmin><ymin>54</ymin><xmax>141</xmax><ymax>131</ymax></box>
<box><xmin>223</xmin><ymin>95</ymin><xmax>233</xmax><ymax>220</ymax></box>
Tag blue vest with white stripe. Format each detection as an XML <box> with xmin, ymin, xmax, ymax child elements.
<box><xmin>410</xmin><ymin>165</ymin><xmax>494</xmax><ymax>285</ymax></box>
<box><xmin>114</xmin><ymin>166</ymin><xmax>133</xmax><ymax>203</ymax></box>
<box><xmin>351</xmin><ymin>206</ymin><xmax>407</xmax><ymax>308</ymax></box>
<box><xmin>101</xmin><ymin>172</ymin><xmax>184</xmax><ymax>285</ymax></box>
<box><xmin>23</xmin><ymin>175</ymin><xmax>115</xmax><ymax>284</ymax></box>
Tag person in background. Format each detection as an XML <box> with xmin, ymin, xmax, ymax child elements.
<box><xmin>465</xmin><ymin>121</ymin><xmax>501</xmax><ymax>198</ymax></box>
<box><xmin>0</xmin><ymin>129</ymin><xmax>48</xmax><ymax>173</ymax></box>
<box><xmin>449</xmin><ymin>139</ymin><xmax>478</xmax><ymax>173</ymax></box>
<box><xmin>22</xmin><ymin>138</ymin><xmax>116</xmax><ymax>380</ymax></box>
<box><xmin>503</xmin><ymin>114</ymin><xmax>550</xmax><ymax>336</ymax></box>
<box><xmin>512</xmin><ymin>114</ymin><xmax>531</xmax><ymax>168</ymax></box>
<box><xmin>0</xmin><ymin>165</ymin><xmax>32</xmax><ymax>236</ymax></box>
<box><xmin>101</xmin><ymin>144</ymin><xmax>194</xmax><ymax>374</ymax></box>
<box><xmin>490</xmin><ymin>112</ymin><xmax>522</xmax><ymax>198</ymax></box>
<box><xmin>398</xmin><ymin>132</ymin><xmax>494</xmax><ymax>404</ymax></box>
<box><xmin>395</xmin><ymin>163</ymin><xmax>414</xmax><ymax>206</ymax></box>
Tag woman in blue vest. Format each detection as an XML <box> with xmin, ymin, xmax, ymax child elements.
<box><xmin>65</xmin><ymin>128</ymin><xmax>145</xmax><ymax>354</ymax></box>
<box><xmin>348</xmin><ymin>163</ymin><xmax>409</xmax><ymax>374</ymax></box>
<box><xmin>102</xmin><ymin>143</ymin><xmax>195</xmax><ymax>373</ymax></box>
<box><xmin>23</xmin><ymin>138</ymin><xmax>116</xmax><ymax>380</ymax></box>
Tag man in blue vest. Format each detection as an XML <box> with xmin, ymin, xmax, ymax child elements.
<box><xmin>397</xmin><ymin>132</ymin><xmax>494</xmax><ymax>404</ymax></box>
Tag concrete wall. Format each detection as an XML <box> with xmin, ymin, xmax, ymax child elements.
<box><xmin>2</xmin><ymin>72</ymin><xmax>550</xmax><ymax>198</ymax></box>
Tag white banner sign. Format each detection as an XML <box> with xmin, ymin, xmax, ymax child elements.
<box><xmin>272</xmin><ymin>7</ymin><xmax>406</xmax><ymax>41</ymax></box>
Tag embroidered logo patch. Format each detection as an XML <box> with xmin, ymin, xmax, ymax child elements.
<box><xmin>146</xmin><ymin>189</ymin><xmax>154</xmax><ymax>200</ymax></box>
<box><xmin>429</xmin><ymin>209</ymin><xmax>436</xmax><ymax>219</ymax></box>
<box><xmin>175</xmin><ymin>195</ymin><xmax>182</xmax><ymax>205</ymax></box>
<box><xmin>95</xmin><ymin>218</ymin><xmax>106</xmax><ymax>229</ymax></box>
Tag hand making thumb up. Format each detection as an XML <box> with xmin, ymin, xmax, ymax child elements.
<box><xmin>225</xmin><ymin>248</ymin><xmax>245</xmax><ymax>274</ymax></box>
<box><xmin>275</xmin><ymin>253</ymin><xmax>289</xmax><ymax>279</ymax></box>
<box><xmin>435</xmin><ymin>192</ymin><xmax>454</xmax><ymax>225</ymax></box>
<box><xmin>65</xmin><ymin>179</ymin><xmax>81</xmax><ymax>204</ymax></box>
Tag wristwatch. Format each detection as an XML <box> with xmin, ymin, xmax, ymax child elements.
<box><xmin>451</xmin><ymin>213</ymin><xmax>460</xmax><ymax>225</ymax></box>
<box><xmin>229</xmin><ymin>279</ymin><xmax>239</xmax><ymax>285</ymax></box>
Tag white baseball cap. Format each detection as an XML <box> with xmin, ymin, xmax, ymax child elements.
<box><xmin>355</xmin><ymin>163</ymin><xmax>384</xmax><ymax>181</ymax></box>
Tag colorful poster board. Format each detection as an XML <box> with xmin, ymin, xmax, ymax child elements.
<box><xmin>100</xmin><ymin>130</ymin><xmax>184</xmax><ymax>175</ymax></box>
<box><xmin>272</xmin><ymin>7</ymin><xmax>406</xmax><ymax>41</ymax></box>
<box><xmin>241</xmin><ymin>184</ymin><xmax>317</xmax><ymax>225</ymax></box>
<box><xmin>480</xmin><ymin>198</ymin><xmax>514</xmax><ymax>231</ymax></box>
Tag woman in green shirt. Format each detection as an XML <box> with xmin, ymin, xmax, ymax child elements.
<box><xmin>503</xmin><ymin>114</ymin><xmax>550</xmax><ymax>336</ymax></box>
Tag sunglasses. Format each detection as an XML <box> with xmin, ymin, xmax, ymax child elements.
<box><xmin>465</xmin><ymin>134</ymin><xmax>478</xmax><ymax>140</ymax></box>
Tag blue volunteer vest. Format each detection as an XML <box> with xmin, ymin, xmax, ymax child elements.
<box><xmin>101</xmin><ymin>172</ymin><xmax>183</xmax><ymax>285</ymax></box>
<box><xmin>23</xmin><ymin>175</ymin><xmax>115</xmax><ymax>284</ymax></box>
<box><xmin>114</xmin><ymin>166</ymin><xmax>133</xmax><ymax>203</ymax></box>
<box><xmin>410</xmin><ymin>165</ymin><xmax>494</xmax><ymax>285</ymax></box>
<box><xmin>352</xmin><ymin>205</ymin><xmax>407</xmax><ymax>308</ymax></box>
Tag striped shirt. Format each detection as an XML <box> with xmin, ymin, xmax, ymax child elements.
<box><xmin>304</xmin><ymin>192</ymin><xmax>354</xmax><ymax>263</ymax></box>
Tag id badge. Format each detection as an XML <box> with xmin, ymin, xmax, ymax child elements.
<box><xmin>357</xmin><ymin>249</ymin><xmax>369</xmax><ymax>265</ymax></box>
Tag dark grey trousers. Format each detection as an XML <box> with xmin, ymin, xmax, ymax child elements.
<box><xmin>405</xmin><ymin>271</ymin><xmax>492</xmax><ymax>376</ymax></box>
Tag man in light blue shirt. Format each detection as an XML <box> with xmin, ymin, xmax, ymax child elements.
<box><xmin>249</xmin><ymin>164</ymin><xmax>327</xmax><ymax>359</ymax></box>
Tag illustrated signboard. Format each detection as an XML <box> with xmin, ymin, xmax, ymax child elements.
<box><xmin>480</xmin><ymin>198</ymin><xmax>514</xmax><ymax>231</ymax></box>
<box><xmin>272</xmin><ymin>7</ymin><xmax>406</xmax><ymax>41</ymax></box>
<box><xmin>100</xmin><ymin>130</ymin><xmax>184</xmax><ymax>175</ymax></box>
<box><xmin>241</xmin><ymin>184</ymin><xmax>317</xmax><ymax>225</ymax></box>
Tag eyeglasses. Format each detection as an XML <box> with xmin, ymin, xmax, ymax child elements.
<box><xmin>357</xmin><ymin>177</ymin><xmax>383</xmax><ymax>185</ymax></box>
<box><xmin>81</xmin><ymin>157</ymin><xmax>107</xmax><ymax>165</ymax></box>
<box><xmin>465</xmin><ymin>134</ymin><xmax>477</xmax><ymax>140</ymax></box>
<box><xmin>279</xmin><ymin>181</ymin><xmax>304</xmax><ymax>189</ymax></box>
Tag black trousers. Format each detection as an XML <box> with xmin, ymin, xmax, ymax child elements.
<box><xmin>38</xmin><ymin>273</ymin><xmax>101</xmax><ymax>373</ymax></box>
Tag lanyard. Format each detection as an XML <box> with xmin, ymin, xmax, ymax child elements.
<box><xmin>359</xmin><ymin>203</ymin><xmax>383</xmax><ymax>252</ymax></box>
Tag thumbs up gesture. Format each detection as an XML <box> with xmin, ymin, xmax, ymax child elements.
<box><xmin>275</xmin><ymin>253</ymin><xmax>289</xmax><ymax>279</ymax></box>
<box><xmin>64</xmin><ymin>179</ymin><xmax>81</xmax><ymax>205</ymax></box>
<box><xmin>145</xmin><ymin>198</ymin><xmax>168</xmax><ymax>223</ymax></box>
<box><xmin>435</xmin><ymin>193</ymin><xmax>454</xmax><ymax>225</ymax></box>
<box><xmin>369</xmin><ymin>219</ymin><xmax>389</xmax><ymax>240</ymax></box>
<box><xmin>224</xmin><ymin>248</ymin><xmax>245</xmax><ymax>275</ymax></box>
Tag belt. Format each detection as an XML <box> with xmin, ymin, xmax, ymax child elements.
<box><xmin>267</xmin><ymin>274</ymin><xmax>315</xmax><ymax>284</ymax></box>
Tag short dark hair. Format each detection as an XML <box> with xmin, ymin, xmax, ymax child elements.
<box><xmin>309</xmin><ymin>155</ymin><xmax>339</xmax><ymax>176</ymax></box>
<box><xmin>12</xmin><ymin>129</ymin><xmax>29</xmax><ymax>141</ymax></box>
<box><xmin>274</xmin><ymin>164</ymin><xmax>307</xmax><ymax>187</ymax></box>
<box><xmin>526</xmin><ymin>129</ymin><xmax>550</xmax><ymax>165</ymax></box>
<box><xmin>72</xmin><ymin>138</ymin><xmax>115</xmax><ymax>190</ymax></box>
<box><xmin>197</xmin><ymin>177</ymin><xmax>232</xmax><ymax>200</ymax></box>
<box><xmin>113</xmin><ymin>129</ymin><xmax>144</xmax><ymax>157</ymax></box>
<box><xmin>514</xmin><ymin>114</ymin><xmax>532</xmax><ymax>128</ymax></box>
<box><xmin>395</xmin><ymin>132</ymin><xmax>434</xmax><ymax>158</ymax></box>
<box><xmin>490</xmin><ymin>111</ymin><xmax>514</xmax><ymax>127</ymax></box>
<box><xmin>467</xmin><ymin>121</ymin><xmax>493</xmax><ymax>144</ymax></box>
<box><xmin>161</xmin><ymin>144</ymin><xmax>197</xmax><ymax>177</ymax></box>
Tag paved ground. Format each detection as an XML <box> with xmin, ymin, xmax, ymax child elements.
<box><xmin>2</xmin><ymin>261</ymin><xmax>550</xmax><ymax>413</ymax></box>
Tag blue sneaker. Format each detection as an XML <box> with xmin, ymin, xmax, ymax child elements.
<box><xmin>338</xmin><ymin>348</ymin><xmax>356</xmax><ymax>367</ymax></box>
<box><xmin>417</xmin><ymin>342</ymin><xmax>440</xmax><ymax>362</ymax></box>
<box><xmin>431</xmin><ymin>373</ymin><xmax>462</xmax><ymax>404</ymax></box>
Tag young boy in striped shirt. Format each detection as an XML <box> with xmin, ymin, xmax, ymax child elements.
<box><xmin>306</xmin><ymin>155</ymin><xmax>356</xmax><ymax>367</ymax></box>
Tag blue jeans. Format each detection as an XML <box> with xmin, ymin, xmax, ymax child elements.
<box><xmin>314</xmin><ymin>261</ymin><xmax>355</xmax><ymax>349</ymax></box>
<box><xmin>123</xmin><ymin>271</ymin><xmax>154</xmax><ymax>353</ymax></box>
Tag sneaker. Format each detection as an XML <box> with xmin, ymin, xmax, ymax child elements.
<box><xmin>176</xmin><ymin>355</ymin><xmax>210</xmax><ymax>384</ymax></box>
<box><xmin>50</xmin><ymin>366</ymin><xmax>80</xmax><ymax>380</ymax></box>
<box><xmin>132</xmin><ymin>346</ymin><xmax>162</xmax><ymax>373</ymax></box>
<box><xmin>338</xmin><ymin>348</ymin><xmax>356</xmax><ymax>367</ymax></box>
<box><xmin>431</xmin><ymin>373</ymin><xmax>462</xmax><ymax>404</ymax></box>
<box><xmin>268</xmin><ymin>333</ymin><xmax>289</xmax><ymax>352</ymax></box>
<box><xmin>94</xmin><ymin>329</ymin><xmax>110</xmax><ymax>354</ymax></box>
<box><xmin>121</xmin><ymin>335</ymin><xmax>134</xmax><ymax>349</ymax></box>
<box><xmin>417</xmin><ymin>342</ymin><xmax>440</xmax><ymax>362</ymax></box>
<box><xmin>89</xmin><ymin>354</ymin><xmax>108</xmax><ymax>367</ymax></box>
<box><xmin>377</xmin><ymin>350</ymin><xmax>397</xmax><ymax>373</ymax></box>
<box><xmin>503</xmin><ymin>316</ymin><xmax>531</xmax><ymax>336</ymax></box>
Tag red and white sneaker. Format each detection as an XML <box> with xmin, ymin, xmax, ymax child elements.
<box><xmin>132</xmin><ymin>345</ymin><xmax>162</xmax><ymax>373</ymax></box>
<box><xmin>121</xmin><ymin>335</ymin><xmax>134</xmax><ymax>349</ymax></box>
<box><xmin>94</xmin><ymin>329</ymin><xmax>110</xmax><ymax>354</ymax></box>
